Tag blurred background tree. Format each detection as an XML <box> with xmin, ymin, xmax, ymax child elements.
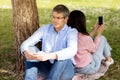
<box><xmin>11</xmin><ymin>0</ymin><xmax>39</xmax><ymax>72</ymax></box>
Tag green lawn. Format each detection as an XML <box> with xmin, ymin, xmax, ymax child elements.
<box><xmin>0</xmin><ymin>0</ymin><xmax>120</xmax><ymax>80</ymax></box>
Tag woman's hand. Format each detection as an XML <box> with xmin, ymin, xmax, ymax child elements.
<box><xmin>93</xmin><ymin>23</ymin><xmax>99</xmax><ymax>31</ymax></box>
<box><xmin>90</xmin><ymin>23</ymin><xmax>99</xmax><ymax>36</ymax></box>
<box><xmin>96</xmin><ymin>24</ymin><xmax>104</xmax><ymax>37</ymax></box>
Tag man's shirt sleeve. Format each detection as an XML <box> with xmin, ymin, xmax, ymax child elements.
<box><xmin>20</xmin><ymin>26</ymin><xmax>45</xmax><ymax>53</ymax></box>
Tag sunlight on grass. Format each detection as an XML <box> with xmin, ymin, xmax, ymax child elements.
<box><xmin>36</xmin><ymin>0</ymin><xmax>120</xmax><ymax>28</ymax></box>
<box><xmin>0</xmin><ymin>0</ymin><xmax>11</xmax><ymax>8</ymax></box>
<box><xmin>36</xmin><ymin>0</ymin><xmax>120</xmax><ymax>9</ymax></box>
<box><xmin>0</xmin><ymin>9</ymin><xmax>14</xmax><ymax>55</ymax></box>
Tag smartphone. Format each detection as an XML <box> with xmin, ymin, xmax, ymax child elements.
<box><xmin>98</xmin><ymin>16</ymin><xmax>103</xmax><ymax>25</ymax></box>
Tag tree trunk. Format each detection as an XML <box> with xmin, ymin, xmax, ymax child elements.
<box><xmin>11</xmin><ymin>0</ymin><xmax>39</xmax><ymax>72</ymax></box>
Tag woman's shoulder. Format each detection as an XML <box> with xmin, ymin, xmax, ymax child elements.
<box><xmin>78</xmin><ymin>33</ymin><xmax>91</xmax><ymax>38</ymax></box>
<box><xmin>78</xmin><ymin>33</ymin><xmax>93</xmax><ymax>42</ymax></box>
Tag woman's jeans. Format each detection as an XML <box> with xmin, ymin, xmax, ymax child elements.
<box><xmin>25</xmin><ymin>46</ymin><xmax>74</xmax><ymax>80</ymax></box>
<box><xmin>75</xmin><ymin>36</ymin><xmax>112</xmax><ymax>74</ymax></box>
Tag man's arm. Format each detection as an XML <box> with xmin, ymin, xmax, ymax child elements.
<box><xmin>32</xmin><ymin>28</ymin><xmax>78</xmax><ymax>61</ymax></box>
<box><xmin>20</xmin><ymin>26</ymin><xmax>45</xmax><ymax>56</ymax></box>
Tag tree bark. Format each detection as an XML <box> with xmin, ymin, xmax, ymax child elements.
<box><xmin>11</xmin><ymin>0</ymin><xmax>39</xmax><ymax>72</ymax></box>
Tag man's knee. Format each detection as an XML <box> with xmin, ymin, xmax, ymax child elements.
<box><xmin>25</xmin><ymin>73</ymin><xmax>37</xmax><ymax>80</ymax></box>
<box><xmin>25</xmin><ymin>67</ymin><xmax>38</xmax><ymax>80</ymax></box>
<box><xmin>60</xmin><ymin>74</ymin><xmax>73</xmax><ymax>80</ymax></box>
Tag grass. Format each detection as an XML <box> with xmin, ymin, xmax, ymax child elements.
<box><xmin>0</xmin><ymin>0</ymin><xmax>120</xmax><ymax>80</ymax></box>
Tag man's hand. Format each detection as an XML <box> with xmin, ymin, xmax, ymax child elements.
<box><xmin>33</xmin><ymin>51</ymin><xmax>49</xmax><ymax>61</ymax></box>
<box><xmin>24</xmin><ymin>51</ymin><xmax>36</xmax><ymax>60</ymax></box>
<box><xmin>33</xmin><ymin>51</ymin><xmax>58</xmax><ymax>61</ymax></box>
<box><xmin>24</xmin><ymin>51</ymin><xmax>57</xmax><ymax>61</ymax></box>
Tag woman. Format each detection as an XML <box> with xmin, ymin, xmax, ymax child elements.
<box><xmin>67</xmin><ymin>10</ymin><xmax>114</xmax><ymax>74</ymax></box>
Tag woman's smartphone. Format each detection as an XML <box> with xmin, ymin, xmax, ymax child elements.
<box><xmin>98</xmin><ymin>16</ymin><xmax>103</xmax><ymax>25</ymax></box>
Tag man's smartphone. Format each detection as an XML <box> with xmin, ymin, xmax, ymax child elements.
<box><xmin>98</xmin><ymin>16</ymin><xmax>103</xmax><ymax>25</ymax></box>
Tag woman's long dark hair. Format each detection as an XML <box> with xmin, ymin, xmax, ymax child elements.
<box><xmin>67</xmin><ymin>10</ymin><xmax>89</xmax><ymax>35</ymax></box>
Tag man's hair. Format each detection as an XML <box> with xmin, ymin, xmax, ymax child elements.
<box><xmin>52</xmin><ymin>4</ymin><xmax>69</xmax><ymax>17</ymax></box>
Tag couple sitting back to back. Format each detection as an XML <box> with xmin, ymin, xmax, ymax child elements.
<box><xmin>20</xmin><ymin>4</ymin><xmax>114</xmax><ymax>80</ymax></box>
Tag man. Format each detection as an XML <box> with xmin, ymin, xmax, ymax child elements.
<box><xmin>20</xmin><ymin>4</ymin><xmax>78</xmax><ymax>80</ymax></box>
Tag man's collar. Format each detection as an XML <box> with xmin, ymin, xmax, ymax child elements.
<box><xmin>51</xmin><ymin>24</ymin><xmax>68</xmax><ymax>33</ymax></box>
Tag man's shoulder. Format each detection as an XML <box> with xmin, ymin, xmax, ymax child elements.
<box><xmin>67</xmin><ymin>27</ymin><xmax>78</xmax><ymax>33</ymax></box>
<box><xmin>39</xmin><ymin>24</ymin><xmax>53</xmax><ymax>30</ymax></box>
<box><xmin>41</xmin><ymin>24</ymin><xmax>52</xmax><ymax>28</ymax></box>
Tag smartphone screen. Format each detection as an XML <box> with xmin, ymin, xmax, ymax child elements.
<box><xmin>98</xmin><ymin>16</ymin><xmax>103</xmax><ymax>25</ymax></box>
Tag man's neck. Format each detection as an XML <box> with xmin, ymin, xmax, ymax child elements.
<box><xmin>53</xmin><ymin>23</ymin><xmax>66</xmax><ymax>32</ymax></box>
<box><xmin>54</xmin><ymin>27</ymin><xmax>63</xmax><ymax>32</ymax></box>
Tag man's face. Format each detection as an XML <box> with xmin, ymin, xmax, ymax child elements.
<box><xmin>52</xmin><ymin>11</ymin><xmax>68</xmax><ymax>32</ymax></box>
